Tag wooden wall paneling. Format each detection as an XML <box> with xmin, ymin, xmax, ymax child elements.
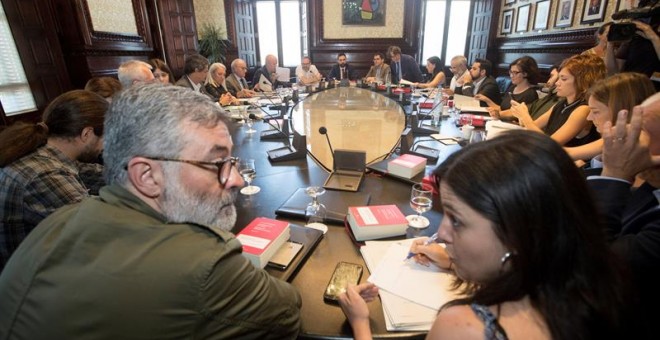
<box><xmin>493</xmin><ymin>28</ymin><xmax>597</xmax><ymax>80</ymax></box>
<box><xmin>52</xmin><ymin>0</ymin><xmax>154</xmax><ymax>88</ymax></box>
<box><xmin>307</xmin><ymin>0</ymin><xmax>422</xmax><ymax>79</ymax></box>
<box><xmin>232</xmin><ymin>0</ymin><xmax>256</xmax><ymax>67</ymax></box>
<box><xmin>467</xmin><ymin>0</ymin><xmax>501</xmax><ymax>70</ymax></box>
<box><xmin>155</xmin><ymin>0</ymin><xmax>199</xmax><ymax>79</ymax></box>
<box><xmin>0</xmin><ymin>0</ymin><xmax>72</xmax><ymax>125</ymax></box>
<box><xmin>221</xmin><ymin>0</ymin><xmax>239</xmax><ymax>65</ymax></box>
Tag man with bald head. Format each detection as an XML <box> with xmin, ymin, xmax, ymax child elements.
<box><xmin>0</xmin><ymin>84</ymin><xmax>301</xmax><ymax>338</ymax></box>
<box><xmin>588</xmin><ymin>92</ymin><xmax>660</xmax><ymax>336</ymax></box>
<box><xmin>252</xmin><ymin>54</ymin><xmax>281</xmax><ymax>91</ymax></box>
<box><xmin>117</xmin><ymin>60</ymin><xmax>155</xmax><ymax>88</ymax></box>
<box><xmin>226</xmin><ymin>58</ymin><xmax>256</xmax><ymax>98</ymax></box>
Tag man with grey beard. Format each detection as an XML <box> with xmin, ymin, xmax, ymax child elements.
<box><xmin>0</xmin><ymin>84</ymin><xmax>302</xmax><ymax>339</ymax></box>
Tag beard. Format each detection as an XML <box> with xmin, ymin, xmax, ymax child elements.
<box><xmin>160</xmin><ymin>168</ymin><xmax>238</xmax><ymax>231</ymax></box>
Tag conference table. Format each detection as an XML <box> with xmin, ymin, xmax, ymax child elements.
<box><xmin>229</xmin><ymin>87</ymin><xmax>463</xmax><ymax>339</ymax></box>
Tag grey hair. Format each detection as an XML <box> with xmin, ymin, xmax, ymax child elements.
<box><xmin>451</xmin><ymin>55</ymin><xmax>468</xmax><ymax>68</ymax></box>
<box><xmin>103</xmin><ymin>83</ymin><xmax>232</xmax><ymax>185</ymax></box>
<box><xmin>117</xmin><ymin>60</ymin><xmax>153</xmax><ymax>88</ymax></box>
<box><xmin>205</xmin><ymin>62</ymin><xmax>226</xmax><ymax>87</ymax></box>
<box><xmin>230</xmin><ymin>58</ymin><xmax>246</xmax><ymax>72</ymax></box>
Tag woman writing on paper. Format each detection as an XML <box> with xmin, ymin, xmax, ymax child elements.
<box><xmin>339</xmin><ymin>131</ymin><xmax>633</xmax><ymax>340</ymax></box>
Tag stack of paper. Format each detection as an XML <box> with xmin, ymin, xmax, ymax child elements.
<box><xmin>361</xmin><ymin>239</ymin><xmax>461</xmax><ymax>331</ymax></box>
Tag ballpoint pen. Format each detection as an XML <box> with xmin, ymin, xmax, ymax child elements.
<box><xmin>404</xmin><ymin>232</ymin><xmax>439</xmax><ymax>261</ymax></box>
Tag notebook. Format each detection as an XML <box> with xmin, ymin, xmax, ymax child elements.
<box><xmin>323</xmin><ymin>149</ymin><xmax>366</xmax><ymax>192</ymax></box>
<box><xmin>275</xmin><ymin>187</ymin><xmax>371</xmax><ymax>224</ymax></box>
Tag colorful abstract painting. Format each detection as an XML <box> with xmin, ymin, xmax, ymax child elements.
<box><xmin>342</xmin><ymin>0</ymin><xmax>387</xmax><ymax>26</ymax></box>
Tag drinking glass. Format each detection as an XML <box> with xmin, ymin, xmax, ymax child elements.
<box><xmin>305</xmin><ymin>186</ymin><xmax>328</xmax><ymax>232</ymax></box>
<box><xmin>241</xmin><ymin>107</ymin><xmax>256</xmax><ymax>134</ymax></box>
<box><xmin>239</xmin><ymin>159</ymin><xmax>260</xmax><ymax>195</ymax></box>
<box><xmin>469</xmin><ymin>130</ymin><xmax>486</xmax><ymax>144</ymax></box>
<box><xmin>407</xmin><ymin>183</ymin><xmax>433</xmax><ymax>228</ymax></box>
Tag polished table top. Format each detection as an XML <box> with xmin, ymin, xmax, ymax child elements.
<box><xmin>230</xmin><ymin>88</ymin><xmax>462</xmax><ymax>339</ymax></box>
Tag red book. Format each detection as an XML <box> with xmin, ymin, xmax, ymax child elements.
<box><xmin>236</xmin><ymin>217</ymin><xmax>290</xmax><ymax>268</ymax></box>
<box><xmin>347</xmin><ymin>205</ymin><xmax>408</xmax><ymax>241</ymax></box>
<box><xmin>419</xmin><ymin>102</ymin><xmax>434</xmax><ymax>109</ymax></box>
<box><xmin>387</xmin><ymin>154</ymin><xmax>427</xmax><ymax>179</ymax></box>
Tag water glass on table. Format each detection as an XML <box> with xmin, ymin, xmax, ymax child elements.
<box><xmin>407</xmin><ymin>183</ymin><xmax>433</xmax><ymax>229</ymax></box>
<box><xmin>239</xmin><ymin>159</ymin><xmax>260</xmax><ymax>195</ymax></box>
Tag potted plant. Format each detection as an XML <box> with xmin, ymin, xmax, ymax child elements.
<box><xmin>198</xmin><ymin>24</ymin><xmax>229</xmax><ymax>64</ymax></box>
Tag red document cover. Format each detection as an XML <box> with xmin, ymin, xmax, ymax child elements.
<box><xmin>419</xmin><ymin>102</ymin><xmax>434</xmax><ymax>109</ymax></box>
<box><xmin>237</xmin><ymin>217</ymin><xmax>290</xmax><ymax>268</ymax></box>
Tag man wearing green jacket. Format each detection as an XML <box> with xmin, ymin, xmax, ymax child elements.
<box><xmin>0</xmin><ymin>84</ymin><xmax>301</xmax><ymax>339</ymax></box>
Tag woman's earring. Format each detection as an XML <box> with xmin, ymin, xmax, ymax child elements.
<box><xmin>500</xmin><ymin>252</ymin><xmax>512</xmax><ymax>264</ymax></box>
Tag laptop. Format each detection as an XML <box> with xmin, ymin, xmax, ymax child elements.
<box><xmin>323</xmin><ymin>149</ymin><xmax>366</xmax><ymax>192</ymax></box>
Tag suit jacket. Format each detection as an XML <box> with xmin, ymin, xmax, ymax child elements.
<box><xmin>391</xmin><ymin>54</ymin><xmax>423</xmax><ymax>83</ymax></box>
<box><xmin>252</xmin><ymin>66</ymin><xmax>280</xmax><ymax>91</ymax></box>
<box><xmin>328</xmin><ymin>64</ymin><xmax>356</xmax><ymax>81</ymax></box>
<box><xmin>456</xmin><ymin>76</ymin><xmax>502</xmax><ymax>107</ymax></box>
<box><xmin>225</xmin><ymin>74</ymin><xmax>249</xmax><ymax>97</ymax></box>
<box><xmin>589</xmin><ymin>178</ymin><xmax>660</xmax><ymax>333</ymax></box>
<box><xmin>175</xmin><ymin>75</ymin><xmax>211</xmax><ymax>98</ymax></box>
<box><xmin>364</xmin><ymin>64</ymin><xmax>391</xmax><ymax>82</ymax></box>
<box><xmin>205</xmin><ymin>83</ymin><xmax>228</xmax><ymax>102</ymax></box>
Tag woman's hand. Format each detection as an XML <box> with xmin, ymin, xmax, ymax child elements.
<box><xmin>338</xmin><ymin>283</ymin><xmax>378</xmax><ymax>340</ymax></box>
<box><xmin>474</xmin><ymin>94</ymin><xmax>496</xmax><ymax>108</ymax></box>
<box><xmin>510</xmin><ymin>100</ymin><xmax>532</xmax><ymax>126</ymax></box>
<box><xmin>409</xmin><ymin>238</ymin><xmax>451</xmax><ymax>270</ymax></box>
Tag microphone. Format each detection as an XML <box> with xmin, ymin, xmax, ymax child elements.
<box><xmin>319</xmin><ymin>126</ymin><xmax>334</xmax><ymax>156</ymax></box>
<box><xmin>249</xmin><ymin>107</ymin><xmax>289</xmax><ymax>140</ymax></box>
<box><xmin>406</xmin><ymin>137</ymin><xmax>440</xmax><ymax>163</ymax></box>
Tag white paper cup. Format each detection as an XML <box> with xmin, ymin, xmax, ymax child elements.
<box><xmin>461</xmin><ymin>125</ymin><xmax>475</xmax><ymax>140</ymax></box>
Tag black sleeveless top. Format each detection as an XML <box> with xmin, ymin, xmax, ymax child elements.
<box><xmin>544</xmin><ymin>98</ymin><xmax>600</xmax><ymax>147</ymax></box>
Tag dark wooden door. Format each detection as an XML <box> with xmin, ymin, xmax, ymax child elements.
<box><xmin>467</xmin><ymin>0</ymin><xmax>501</xmax><ymax>65</ymax></box>
<box><xmin>233</xmin><ymin>0</ymin><xmax>257</xmax><ymax>66</ymax></box>
<box><xmin>150</xmin><ymin>0</ymin><xmax>199</xmax><ymax>79</ymax></box>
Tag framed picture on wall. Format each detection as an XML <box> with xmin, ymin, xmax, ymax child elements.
<box><xmin>534</xmin><ymin>0</ymin><xmax>551</xmax><ymax>31</ymax></box>
<box><xmin>555</xmin><ymin>0</ymin><xmax>576</xmax><ymax>28</ymax></box>
<box><xmin>501</xmin><ymin>9</ymin><xmax>515</xmax><ymax>34</ymax></box>
<box><xmin>516</xmin><ymin>4</ymin><xmax>531</xmax><ymax>32</ymax></box>
<box><xmin>342</xmin><ymin>0</ymin><xmax>387</xmax><ymax>26</ymax></box>
<box><xmin>581</xmin><ymin>0</ymin><xmax>609</xmax><ymax>24</ymax></box>
<box><xmin>616</xmin><ymin>0</ymin><xmax>640</xmax><ymax>11</ymax></box>
<box><xmin>505</xmin><ymin>0</ymin><xmax>517</xmax><ymax>5</ymax></box>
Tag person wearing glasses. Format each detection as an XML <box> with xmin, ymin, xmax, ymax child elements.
<box><xmin>443</xmin><ymin>55</ymin><xmax>469</xmax><ymax>96</ymax></box>
<box><xmin>296</xmin><ymin>56</ymin><xmax>322</xmax><ymax>86</ymax></box>
<box><xmin>0</xmin><ymin>84</ymin><xmax>302</xmax><ymax>339</ymax></box>
<box><xmin>476</xmin><ymin>56</ymin><xmax>539</xmax><ymax>111</ymax></box>
<box><xmin>226</xmin><ymin>58</ymin><xmax>257</xmax><ymax>98</ymax></box>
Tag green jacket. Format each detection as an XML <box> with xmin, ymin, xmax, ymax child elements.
<box><xmin>0</xmin><ymin>185</ymin><xmax>301</xmax><ymax>339</ymax></box>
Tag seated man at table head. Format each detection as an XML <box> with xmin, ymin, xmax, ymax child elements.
<box><xmin>0</xmin><ymin>84</ymin><xmax>302</xmax><ymax>339</ymax></box>
<box><xmin>444</xmin><ymin>55</ymin><xmax>469</xmax><ymax>96</ymax></box>
<box><xmin>339</xmin><ymin>130</ymin><xmax>633</xmax><ymax>339</ymax></box>
<box><xmin>455</xmin><ymin>58</ymin><xmax>502</xmax><ymax>107</ymax></box>
<box><xmin>328</xmin><ymin>53</ymin><xmax>356</xmax><ymax>81</ymax></box>
<box><xmin>205</xmin><ymin>62</ymin><xmax>238</xmax><ymax>106</ymax></box>
<box><xmin>226</xmin><ymin>58</ymin><xmax>257</xmax><ymax>98</ymax></box>
<box><xmin>0</xmin><ymin>90</ymin><xmax>107</xmax><ymax>270</ymax></box>
<box><xmin>587</xmin><ymin>91</ymin><xmax>660</xmax><ymax>336</ymax></box>
<box><xmin>117</xmin><ymin>60</ymin><xmax>155</xmax><ymax>88</ymax></box>
<box><xmin>175</xmin><ymin>53</ymin><xmax>212</xmax><ymax>97</ymax></box>
<box><xmin>296</xmin><ymin>56</ymin><xmax>322</xmax><ymax>86</ymax></box>
<box><xmin>387</xmin><ymin>45</ymin><xmax>423</xmax><ymax>84</ymax></box>
<box><xmin>252</xmin><ymin>54</ymin><xmax>280</xmax><ymax>91</ymax></box>
<box><xmin>363</xmin><ymin>52</ymin><xmax>391</xmax><ymax>84</ymax></box>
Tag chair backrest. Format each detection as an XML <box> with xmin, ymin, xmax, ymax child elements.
<box><xmin>495</xmin><ymin>76</ymin><xmax>511</xmax><ymax>94</ymax></box>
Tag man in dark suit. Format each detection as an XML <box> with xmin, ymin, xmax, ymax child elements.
<box><xmin>588</xmin><ymin>94</ymin><xmax>660</xmax><ymax>336</ymax></box>
<box><xmin>455</xmin><ymin>58</ymin><xmax>501</xmax><ymax>107</ymax></box>
<box><xmin>251</xmin><ymin>54</ymin><xmax>280</xmax><ymax>91</ymax></box>
<box><xmin>327</xmin><ymin>53</ymin><xmax>356</xmax><ymax>81</ymax></box>
<box><xmin>174</xmin><ymin>54</ymin><xmax>211</xmax><ymax>98</ymax></box>
<box><xmin>387</xmin><ymin>45</ymin><xmax>423</xmax><ymax>84</ymax></box>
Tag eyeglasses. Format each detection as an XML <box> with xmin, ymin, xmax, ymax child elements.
<box><xmin>144</xmin><ymin>156</ymin><xmax>239</xmax><ymax>186</ymax></box>
<box><xmin>509</xmin><ymin>70</ymin><xmax>522</xmax><ymax>76</ymax></box>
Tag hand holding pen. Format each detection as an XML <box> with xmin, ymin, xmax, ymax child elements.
<box><xmin>405</xmin><ymin>232</ymin><xmax>439</xmax><ymax>261</ymax></box>
<box><xmin>406</xmin><ymin>232</ymin><xmax>452</xmax><ymax>270</ymax></box>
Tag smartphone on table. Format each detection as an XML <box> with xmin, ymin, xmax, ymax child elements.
<box><xmin>323</xmin><ymin>262</ymin><xmax>363</xmax><ymax>303</ymax></box>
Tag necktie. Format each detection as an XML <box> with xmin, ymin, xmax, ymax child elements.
<box><xmin>397</xmin><ymin>62</ymin><xmax>402</xmax><ymax>82</ymax></box>
<box><xmin>341</xmin><ymin>68</ymin><xmax>345</xmax><ymax>80</ymax></box>
<box><xmin>240</xmin><ymin>78</ymin><xmax>248</xmax><ymax>90</ymax></box>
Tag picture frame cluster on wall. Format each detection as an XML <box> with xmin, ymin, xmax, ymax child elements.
<box><xmin>555</xmin><ymin>0</ymin><xmax>576</xmax><ymax>28</ymax></box>
<box><xmin>581</xmin><ymin>0</ymin><xmax>609</xmax><ymax>24</ymax></box>
<box><xmin>501</xmin><ymin>0</ymin><xmax>552</xmax><ymax>35</ymax></box>
<box><xmin>503</xmin><ymin>0</ymin><xmax>615</xmax><ymax>35</ymax></box>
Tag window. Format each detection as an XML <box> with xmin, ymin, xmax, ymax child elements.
<box><xmin>255</xmin><ymin>0</ymin><xmax>302</xmax><ymax>67</ymax></box>
<box><xmin>421</xmin><ymin>0</ymin><xmax>471</xmax><ymax>66</ymax></box>
<box><xmin>0</xmin><ymin>2</ymin><xmax>36</xmax><ymax>116</ymax></box>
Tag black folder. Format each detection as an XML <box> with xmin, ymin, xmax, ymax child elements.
<box><xmin>275</xmin><ymin>187</ymin><xmax>371</xmax><ymax>224</ymax></box>
<box><xmin>265</xmin><ymin>224</ymin><xmax>324</xmax><ymax>282</ymax></box>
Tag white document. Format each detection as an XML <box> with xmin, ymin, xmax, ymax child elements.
<box><xmin>276</xmin><ymin>67</ymin><xmax>290</xmax><ymax>82</ymax></box>
<box><xmin>368</xmin><ymin>242</ymin><xmax>460</xmax><ymax>310</ymax></box>
<box><xmin>452</xmin><ymin>94</ymin><xmax>480</xmax><ymax>108</ymax></box>
<box><xmin>258</xmin><ymin>74</ymin><xmax>273</xmax><ymax>92</ymax></box>
<box><xmin>399</xmin><ymin>79</ymin><xmax>414</xmax><ymax>86</ymax></box>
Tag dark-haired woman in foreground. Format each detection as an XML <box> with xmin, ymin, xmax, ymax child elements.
<box><xmin>339</xmin><ymin>130</ymin><xmax>631</xmax><ymax>339</ymax></box>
